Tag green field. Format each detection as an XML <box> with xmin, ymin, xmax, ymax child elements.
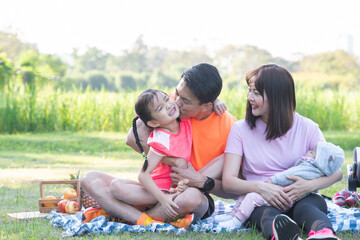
<box><xmin>1</xmin><ymin>131</ymin><xmax>359</xmax><ymax>239</ymax></box>
<box><xmin>1</xmin><ymin>87</ymin><xmax>360</xmax><ymax>134</ymax></box>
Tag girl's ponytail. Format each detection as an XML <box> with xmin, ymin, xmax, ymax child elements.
<box><xmin>132</xmin><ymin>116</ymin><xmax>148</xmax><ymax>171</ymax></box>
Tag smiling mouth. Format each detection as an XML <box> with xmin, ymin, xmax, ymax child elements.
<box><xmin>169</xmin><ymin>107</ymin><xmax>176</xmax><ymax>116</ymax></box>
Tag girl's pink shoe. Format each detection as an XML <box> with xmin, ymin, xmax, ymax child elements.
<box><xmin>333</xmin><ymin>187</ymin><xmax>350</xmax><ymax>207</ymax></box>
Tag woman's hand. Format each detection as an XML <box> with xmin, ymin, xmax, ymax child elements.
<box><xmin>159</xmin><ymin>192</ymin><xmax>180</xmax><ymax>218</ymax></box>
<box><xmin>283</xmin><ymin>176</ymin><xmax>313</xmax><ymax>201</ymax></box>
<box><xmin>258</xmin><ymin>182</ymin><xmax>292</xmax><ymax>211</ymax></box>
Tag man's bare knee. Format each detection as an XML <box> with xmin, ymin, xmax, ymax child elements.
<box><xmin>175</xmin><ymin>188</ymin><xmax>204</xmax><ymax>212</ymax></box>
<box><xmin>109</xmin><ymin>179</ymin><xmax>128</xmax><ymax>199</ymax></box>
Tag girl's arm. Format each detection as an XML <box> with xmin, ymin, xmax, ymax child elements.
<box><xmin>161</xmin><ymin>157</ymin><xmax>187</xmax><ymax>169</ymax></box>
<box><xmin>213</xmin><ymin>98</ymin><xmax>227</xmax><ymax>116</ymax></box>
<box><xmin>138</xmin><ymin>150</ymin><xmax>179</xmax><ymax>217</ymax></box>
<box><xmin>222</xmin><ymin>153</ymin><xmax>292</xmax><ymax>211</ymax></box>
<box><xmin>283</xmin><ymin>169</ymin><xmax>343</xmax><ymax>201</ymax></box>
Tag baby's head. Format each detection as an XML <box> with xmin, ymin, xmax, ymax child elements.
<box><xmin>312</xmin><ymin>141</ymin><xmax>345</xmax><ymax>176</ymax></box>
<box><xmin>305</xmin><ymin>146</ymin><xmax>317</xmax><ymax>159</ymax></box>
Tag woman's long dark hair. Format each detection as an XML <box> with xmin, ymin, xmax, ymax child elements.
<box><xmin>245</xmin><ymin>64</ymin><xmax>296</xmax><ymax>140</ymax></box>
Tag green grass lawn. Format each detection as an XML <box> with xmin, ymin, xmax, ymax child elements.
<box><xmin>0</xmin><ymin>131</ymin><xmax>359</xmax><ymax>239</ymax></box>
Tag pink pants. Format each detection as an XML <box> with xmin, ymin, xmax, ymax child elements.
<box><xmin>231</xmin><ymin>192</ymin><xmax>269</xmax><ymax>222</ymax></box>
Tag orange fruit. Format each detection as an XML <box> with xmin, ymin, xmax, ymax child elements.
<box><xmin>43</xmin><ymin>195</ymin><xmax>57</xmax><ymax>207</ymax></box>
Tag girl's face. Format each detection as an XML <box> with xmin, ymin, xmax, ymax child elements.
<box><xmin>148</xmin><ymin>91</ymin><xmax>180</xmax><ymax>127</ymax></box>
<box><xmin>247</xmin><ymin>81</ymin><xmax>270</xmax><ymax>123</ymax></box>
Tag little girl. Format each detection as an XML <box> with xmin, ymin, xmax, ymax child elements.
<box><xmin>113</xmin><ymin>89</ymin><xmax>193</xmax><ymax>227</ymax></box>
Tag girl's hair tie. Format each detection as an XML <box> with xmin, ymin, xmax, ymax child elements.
<box><xmin>136</xmin><ymin>114</ymin><xmax>140</xmax><ymax>118</ymax></box>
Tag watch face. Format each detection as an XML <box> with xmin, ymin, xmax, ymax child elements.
<box><xmin>204</xmin><ymin>177</ymin><xmax>215</xmax><ymax>192</ymax></box>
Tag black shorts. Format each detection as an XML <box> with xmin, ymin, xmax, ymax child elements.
<box><xmin>200</xmin><ymin>192</ymin><xmax>215</xmax><ymax>220</ymax></box>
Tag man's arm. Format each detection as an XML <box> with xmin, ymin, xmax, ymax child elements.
<box><xmin>126</xmin><ymin>118</ymin><xmax>152</xmax><ymax>154</ymax></box>
<box><xmin>171</xmin><ymin>155</ymin><xmax>240</xmax><ymax>199</ymax></box>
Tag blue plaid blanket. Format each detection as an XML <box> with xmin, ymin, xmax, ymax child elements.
<box><xmin>45</xmin><ymin>199</ymin><xmax>360</xmax><ymax>237</ymax></box>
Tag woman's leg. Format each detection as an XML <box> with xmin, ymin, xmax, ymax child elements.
<box><xmin>247</xmin><ymin>206</ymin><xmax>282</xmax><ymax>240</ymax></box>
<box><xmin>288</xmin><ymin>193</ymin><xmax>332</xmax><ymax>233</ymax></box>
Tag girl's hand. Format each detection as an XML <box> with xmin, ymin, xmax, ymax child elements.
<box><xmin>176</xmin><ymin>179</ymin><xmax>189</xmax><ymax>192</ymax></box>
<box><xmin>258</xmin><ymin>182</ymin><xmax>292</xmax><ymax>211</ymax></box>
<box><xmin>169</xmin><ymin>179</ymin><xmax>189</xmax><ymax>193</ymax></box>
<box><xmin>160</xmin><ymin>192</ymin><xmax>180</xmax><ymax>218</ymax></box>
<box><xmin>283</xmin><ymin>176</ymin><xmax>312</xmax><ymax>201</ymax></box>
<box><xmin>213</xmin><ymin>98</ymin><xmax>227</xmax><ymax>116</ymax></box>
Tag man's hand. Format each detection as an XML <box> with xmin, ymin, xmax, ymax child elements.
<box><xmin>283</xmin><ymin>176</ymin><xmax>313</xmax><ymax>201</ymax></box>
<box><xmin>171</xmin><ymin>163</ymin><xmax>206</xmax><ymax>188</ymax></box>
<box><xmin>213</xmin><ymin>98</ymin><xmax>227</xmax><ymax>116</ymax></box>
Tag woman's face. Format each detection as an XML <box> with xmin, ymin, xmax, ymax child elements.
<box><xmin>247</xmin><ymin>81</ymin><xmax>270</xmax><ymax>123</ymax></box>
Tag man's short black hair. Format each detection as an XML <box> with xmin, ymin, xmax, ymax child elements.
<box><xmin>181</xmin><ymin>63</ymin><xmax>222</xmax><ymax>105</ymax></box>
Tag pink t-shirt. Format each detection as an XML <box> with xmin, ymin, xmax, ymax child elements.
<box><xmin>147</xmin><ymin>118</ymin><xmax>192</xmax><ymax>190</ymax></box>
<box><xmin>225</xmin><ymin>113</ymin><xmax>325</xmax><ymax>182</ymax></box>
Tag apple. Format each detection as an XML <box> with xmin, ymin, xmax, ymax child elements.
<box><xmin>58</xmin><ymin>199</ymin><xmax>70</xmax><ymax>213</ymax></box>
<box><xmin>65</xmin><ymin>200</ymin><xmax>80</xmax><ymax>214</ymax></box>
<box><xmin>63</xmin><ymin>187</ymin><xmax>77</xmax><ymax>199</ymax></box>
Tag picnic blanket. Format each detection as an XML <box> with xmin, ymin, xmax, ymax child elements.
<box><xmin>45</xmin><ymin>199</ymin><xmax>360</xmax><ymax>237</ymax></box>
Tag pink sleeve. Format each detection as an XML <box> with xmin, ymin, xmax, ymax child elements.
<box><xmin>225</xmin><ymin>121</ymin><xmax>243</xmax><ymax>156</ymax></box>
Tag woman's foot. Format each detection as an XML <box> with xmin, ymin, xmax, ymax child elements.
<box><xmin>307</xmin><ymin>228</ymin><xmax>339</xmax><ymax>240</ymax></box>
<box><xmin>272</xmin><ymin>214</ymin><xmax>302</xmax><ymax>240</ymax></box>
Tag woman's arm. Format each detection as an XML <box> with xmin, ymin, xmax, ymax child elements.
<box><xmin>283</xmin><ymin>169</ymin><xmax>343</xmax><ymax>201</ymax></box>
<box><xmin>222</xmin><ymin>153</ymin><xmax>292</xmax><ymax>210</ymax></box>
<box><xmin>138</xmin><ymin>150</ymin><xmax>179</xmax><ymax>217</ymax></box>
<box><xmin>126</xmin><ymin>118</ymin><xmax>152</xmax><ymax>154</ymax></box>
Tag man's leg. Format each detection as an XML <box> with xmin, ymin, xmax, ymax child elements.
<box><xmin>110</xmin><ymin>178</ymin><xmax>158</xmax><ymax>206</ymax></box>
<box><xmin>81</xmin><ymin>170</ymin><xmax>144</xmax><ymax>224</ymax></box>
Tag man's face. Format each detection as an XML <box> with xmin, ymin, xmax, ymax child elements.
<box><xmin>174</xmin><ymin>78</ymin><xmax>202</xmax><ymax>119</ymax></box>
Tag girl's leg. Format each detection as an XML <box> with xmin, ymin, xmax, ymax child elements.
<box><xmin>246</xmin><ymin>206</ymin><xmax>282</xmax><ymax>240</ymax></box>
<box><xmin>288</xmin><ymin>193</ymin><xmax>333</xmax><ymax>233</ymax></box>
<box><xmin>110</xmin><ymin>178</ymin><xmax>158</xmax><ymax>206</ymax></box>
<box><xmin>146</xmin><ymin>187</ymin><xmax>208</xmax><ymax>221</ymax></box>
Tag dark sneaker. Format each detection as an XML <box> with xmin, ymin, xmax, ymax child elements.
<box><xmin>272</xmin><ymin>214</ymin><xmax>302</xmax><ymax>240</ymax></box>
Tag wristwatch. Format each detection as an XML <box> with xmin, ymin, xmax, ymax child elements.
<box><xmin>199</xmin><ymin>176</ymin><xmax>215</xmax><ymax>193</ymax></box>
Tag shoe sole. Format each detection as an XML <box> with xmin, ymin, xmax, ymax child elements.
<box><xmin>272</xmin><ymin>214</ymin><xmax>301</xmax><ymax>240</ymax></box>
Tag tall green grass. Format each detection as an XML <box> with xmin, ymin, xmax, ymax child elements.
<box><xmin>0</xmin><ymin>87</ymin><xmax>359</xmax><ymax>133</ymax></box>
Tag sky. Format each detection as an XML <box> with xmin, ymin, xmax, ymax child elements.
<box><xmin>0</xmin><ymin>0</ymin><xmax>359</xmax><ymax>61</ymax></box>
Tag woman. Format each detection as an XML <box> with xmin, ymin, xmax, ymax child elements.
<box><xmin>222</xmin><ymin>64</ymin><xmax>342</xmax><ymax>240</ymax></box>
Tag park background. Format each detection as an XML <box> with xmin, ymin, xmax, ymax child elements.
<box><xmin>1</xmin><ymin>0</ymin><xmax>360</xmax><ymax>239</ymax></box>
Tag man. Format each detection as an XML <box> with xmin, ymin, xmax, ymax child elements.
<box><xmin>81</xmin><ymin>63</ymin><xmax>237</xmax><ymax>225</ymax></box>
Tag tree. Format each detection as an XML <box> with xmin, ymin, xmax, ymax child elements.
<box><xmin>0</xmin><ymin>56</ymin><xmax>14</xmax><ymax>90</ymax></box>
<box><xmin>74</xmin><ymin>47</ymin><xmax>109</xmax><ymax>73</ymax></box>
<box><xmin>0</xmin><ymin>31</ymin><xmax>38</xmax><ymax>62</ymax></box>
<box><xmin>297</xmin><ymin>50</ymin><xmax>360</xmax><ymax>76</ymax></box>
